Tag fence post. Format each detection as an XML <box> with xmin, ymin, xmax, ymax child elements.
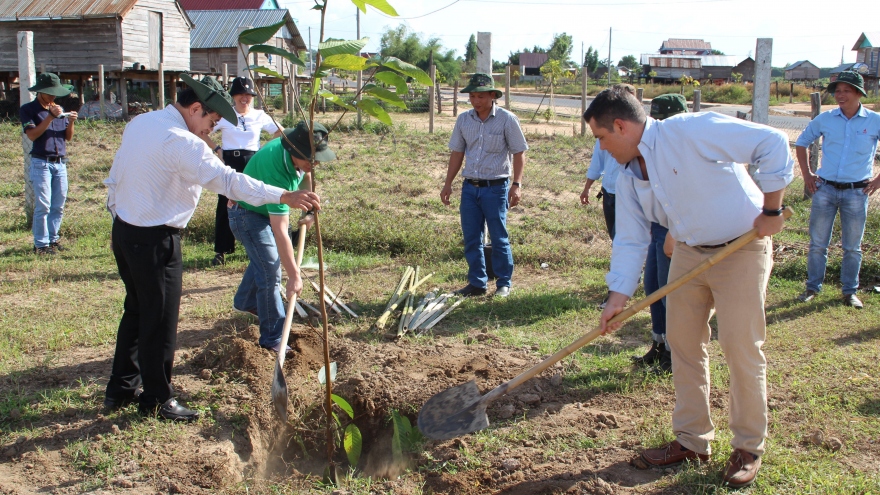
<box><xmin>119</xmin><ymin>75</ymin><xmax>129</xmax><ymax>120</ymax></box>
<box><xmin>99</xmin><ymin>65</ymin><xmax>106</xmax><ymax>119</ymax></box>
<box><xmin>158</xmin><ymin>62</ymin><xmax>164</xmax><ymax>109</ymax></box>
<box><xmin>436</xmin><ymin>80</ymin><xmax>442</xmax><ymax>113</ymax></box>
<box><xmin>805</xmin><ymin>91</ymin><xmax>822</xmax><ymax>199</ymax></box>
<box><xmin>505</xmin><ymin>65</ymin><xmax>511</xmax><ymax>110</ymax></box>
<box><xmin>581</xmin><ymin>68</ymin><xmax>588</xmax><ymax>136</ymax></box>
<box><xmin>752</xmin><ymin>38</ymin><xmax>772</xmax><ymax>125</ymax></box>
<box><xmin>693</xmin><ymin>89</ymin><xmax>701</xmax><ymax>112</ymax></box>
<box><xmin>223</xmin><ymin>63</ymin><xmax>228</xmax><ymax>89</ymax></box>
<box><xmin>453</xmin><ymin>80</ymin><xmax>458</xmax><ymax>117</ymax></box>
<box><xmin>17</xmin><ymin>31</ymin><xmax>36</xmax><ymax>225</ymax></box>
<box><xmin>636</xmin><ymin>87</ymin><xmax>643</xmax><ymax>103</ymax></box>
<box><xmin>789</xmin><ymin>82</ymin><xmax>793</xmax><ymax>103</ymax></box>
<box><xmin>428</xmin><ymin>64</ymin><xmax>435</xmax><ymax>134</ymax></box>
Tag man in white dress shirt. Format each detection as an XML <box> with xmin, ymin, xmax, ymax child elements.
<box><xmin>103</xmin><ymin>74</ymin><xmax>320</xmax><ymax>422</ymax></box>
<box><xmin>585</xmin><ymin>89</ymin><xmax>794</xmax><ymax>488</ymax></box>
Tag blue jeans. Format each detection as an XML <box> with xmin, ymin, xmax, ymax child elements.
<box><xmin>806</xmin><ymin>182</ymin><xmax>868</xmax><ymax>295</ymax></box>
<box><xmin>645</xmin><ymin>222</ymin><xmax>671</xmax><ymax>341</ymax></box>
<box><xmin>228</xmin><ymin>205</ymin><xmax>285</xmax><ymax>348</ymax></box>
<box><xmin>460</xmin><ymin>180</ymin><xmax>513</xmax><ymax>289</ymax></box>
<box><xmin>30</xmin><ymin>157</ymin><xmax>68</xmax><ymax>248</ymax></box>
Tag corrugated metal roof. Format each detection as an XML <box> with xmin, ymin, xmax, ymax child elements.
<box><xmin>188</xmin><ymin>9</ymin><xmax>304</xmax><ymax>51</ymax></box>
<box><xmin>852</xmin><ymin>31</ymin><xmax>880</xmax><ymax>50</ymax></box>
<box><xmin>641</xmin><ymin>53</ymin><xmax>702</xmax><ymax>64</ymax></box>
<box><xmin>180</xmin><ymin>0</ymin><xmax>269</xmax><ymax>10</ymax></box>
<box><xmin>701</xmin><ymin>55</ymin><xmax>740</xmax><ymax>66</ymax></box>
<box><xmin>784</xmin><ymin>60</ymin><xmax>817</xmax><ymax>70</ymax></box>
<box><xmin>519</xmin><ymin>52</ymin><xmax>548</xmax><ymax>68</ymax></box>
<box><xmin>0</xmin><ymin>0</ymin><xmax>140</xmax><ymax>19</ymax></box>
<box><xmin>661</xmin><ymin>38</ymin><xmax>711</xmax><ymax>50</ymax></box>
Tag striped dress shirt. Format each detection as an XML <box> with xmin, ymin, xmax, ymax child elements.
<box><xmin>448</xmin><ymin>104</ymin><xmax>528</xmax><ymax>180</ymax></box>
<box><xmin>104</xmin><ymin>105</ymin><xmax>285</xmax><ymax>228</ymax></box>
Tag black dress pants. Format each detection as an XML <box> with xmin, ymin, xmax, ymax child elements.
<box><xmin>214</xmin><ymin>149</ymin><xmax>256</xmax><ymax>254</ymax></box>
<box><xmin>106</xmin><ymin>217</ymin><xmax>182</xmax><ymax>407</ymax></box>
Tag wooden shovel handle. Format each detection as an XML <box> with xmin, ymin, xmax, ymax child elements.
<box><xmin>277</xmin><ymin>225</ymin><xmax>309</xmax><ymax>367</ymax></box>
<box><xmin>483</xmin><ymin>208</ymin><xmax>792</xmax><ymax>403</ymax></box>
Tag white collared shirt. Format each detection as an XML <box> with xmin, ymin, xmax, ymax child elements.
<box><xmin>104</xmin><ymin>105</ymin><xmax>285</xmax><ymax>228</ymax></box>
<box><xmin>606</xmin><ymin>112</ymin><xmax>794</xmax><ymax>296</ymax></box>
<box><xmin>214</xmin><ymin>108</ymin><xmax>280</xmax><ymax>150</ymax></box>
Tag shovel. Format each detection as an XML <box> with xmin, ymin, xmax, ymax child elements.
<box><xmin>272</xmin><ymin>223</ymin><xmax>309</xmax><ymax>420</ymax></box>
<box><xmin>418</xmin><ymin>212</ymin><xmax>790</xmax><ymax>440</ymax></box>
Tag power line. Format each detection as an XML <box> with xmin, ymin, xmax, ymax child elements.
<box><xmin>376</xmin><ymin>0</ymin><xmax>463</xmax><ymax>19</ymax></box>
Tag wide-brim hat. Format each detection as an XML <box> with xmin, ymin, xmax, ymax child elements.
<box><xmin>827</xmin><ymin>70</ymin><xmax>866</xmax><ymax>97</ymax></box>
<box><xmin>282</xmin><ymin>121</ymin><xmax>336</xmax><ymax>162</ymax></box>
<box><xmin>650</xmin><ymin>93</ymin><xmax>688</xmax><ymax>120</ymax></box>
<box><xmin>461</xmin><ymin>72</ymin><xmax>502</xmax><ymax>98</ymax></box>
<box><xmin>229</xmin><ymin>77</ymin><xmax>257</xmax><ymax>97</ymax></box>
<box><xmin>179</xmin><ymin>73</ymin><xmax>237</xmax><ymax>123</ymax></box>
<box><xmin>29</xmin><ymin>73</ymin><xmax>73</xmax><ymax>97</ymax></box>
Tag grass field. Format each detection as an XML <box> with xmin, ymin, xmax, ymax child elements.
<box><xmin>0</xmin><ymin>113</ymin><xmax>878</xmax><ymax>494</ymax></box>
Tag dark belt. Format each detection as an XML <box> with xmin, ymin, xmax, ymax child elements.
<box><xmin>32</xmin><ymin>155</ymin><xmax>65</xmax><ymax>163</ymax></box>
<box><xmin>698</xmin><ymin>235</ymin><xmax>742</xmax><ymax>249</ymax></box>
<box><xmin>115</xmin><ymin>216</ymin><xmax>180</xmax><ymax>234</ymax></box>
<box><xmin>823</xmin><ymin>179</ymin><xmax>868</xmax><ymax>190</ymax></box>
<box><xmin>464</xmin><ymin>177</ymin><xmax>508</xmax><ymax>187</ymax></box>
<box><xmin>224</xmin><ymin>149</ymin><xmax>256</xmax><ymax>158</ymax></box>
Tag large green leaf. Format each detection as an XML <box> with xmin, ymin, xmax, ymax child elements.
<box><xmin>248</xmin><ymin>66</ymin><xmax>284</xmax><ymax>78</ymax></box>
<box><xmin>238</xmin><ymin>20</ymin><xmax>286</xmax><ymax>45</ymax></box>
<box><xmin>391</xmin><ymin>410</ymin><xmax>410</xmax><ymax>463</ymax></box>
<box><xmin>344</xmin><ymin>424</ymin><xmax>363</xmax><ymax>467</ymax></box>
<box><xmin>374</xmin><ymin>71</ymin><xmax>408</xmax><ymax>95</ymax></box>
<box><xmin>382</xmin><ymin>57</ymin><xmax>432</xmax><ymax>86</ymax></box>
<box><xmin>318</xmin><ymin>90</ymin><xmax>356</xmax><ymax>111</ymax></box>
<box><xmin>351</xmin><ymin>0</ymin><xmax>398</xmax><ymax>15</ymax></box>
<box><xmin>330</xmin><ymin>393</ymin><xmax>354</xmax><ymax>419</ymax></box>
<box><xmin>356</xmin><ymin>99</ymin><xmax>391</xmax><ymax>125</ymax></box>
<box><xmin>362</xmin><ymin>83</ymin><xmax>406</xmax><ymax>109</ymax></box>
<box><xmin>319</xmin><ymin>38</ymin><xmax>368</xmax><ymax>58</ymax></box>
<box><xmin>319</xmin><ymin>54</ymin><xmax>368</xmax><ymax>71</ymax></box>
<box><xmin>248</xmin><ymin>44</ymin><xmax>305</xmax><ymax>67</ymax></box>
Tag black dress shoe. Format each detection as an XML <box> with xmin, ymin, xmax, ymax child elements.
<box><xmin>652</xmin><ymin>348</ymin><xmax>672</xmax><ymax>374</ymax></box>
<box><xmin>103</xmin><ymin>388</ymin><xmax>143</xmax><ymax>411</ymax></box>
<box><xmin>494</xmin><ymin>286</ymin><xmax>511</xmax><ymax>298</ymax></box>
<box><xmin>454</xmin><ymin>284</ymin><xmax>487</xmax><ymax>297</ymax></box>
<box><xmin>632</xmin><ymin>341</ymin><xmax>663</xmax><ymax>366</ymax></box>
<box><xmin>139</xmin><ymin>398</ymin><xmax>200</xmax><ymax>422</ymax></box>
<box><xmin>211</xmin><ymin>253</ymin><xmax>225</xmax><ymax>266</ymax></box>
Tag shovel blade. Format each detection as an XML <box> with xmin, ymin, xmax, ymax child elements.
<box><xmin>271</xmin><ymin>360</ymin><xmax>288</xmax><ymax>420</ymax></box>
<box><xmin>418</xmin><ymin>380</ymin><xmax>489</xmax><ymax>440</ymax></box>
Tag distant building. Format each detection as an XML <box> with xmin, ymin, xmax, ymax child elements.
<box><xmin>518</xmin><ymin>52</ymin><xmax>548</xmax><ymax>78</ymax></box>
<box><xmin>179</xmin><ymin>0</ymin><xmax>279</xmax><ymax>9</ymax></box>
<box><xmin>640</xmin><ymin>52</ymin><xmax>747</xmax><ymax>83</ymax></box>
<box><xmin>659</xmin><ymin>38</ymin><xmax>713</xmax><ymax>56</ymax></box>
<box><xmin>851</xmin><ymin>32</ymin><xmax>880</xmax><ymax>94</ymax></box>
<box><xmin>731</xmin><ymin>57</ymin><xmax>755</xmax><ymax>83</ymax></box>
<box><xmin>784</xmin><ymin>61</ymin><xmax>820</xmax><ymax>81</ymax></box>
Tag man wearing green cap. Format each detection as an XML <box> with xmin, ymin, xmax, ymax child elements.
<box><xmin>103</xmin><ymin>75</ymin><xmax>321</xmax><ymax>422</ymax></box>
<box><xmin>795</xmin><ymin>70</ymin><xmax>880</xmax><ymax>309</ymax></box>
<box><xmin>20</xmin><ymin>73</ymin><xmax>78</xmax><ymax>255</ymax></box>
<box><xmin>440</xmin><ymin>73</ymin><xmax>528</xmax><ymax>298</ymax></box>
<box><xmin>229</xmin><ymin>121</ymin><xmax>335</xmax><ymax>355</ymax></box>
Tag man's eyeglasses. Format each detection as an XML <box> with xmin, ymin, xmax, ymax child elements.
<box><xmin>238</xmin><ymin>117</ymin><xmax>248</xmax><ymax>131</ymax></box>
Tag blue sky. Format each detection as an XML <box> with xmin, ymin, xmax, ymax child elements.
<box><xmin>281</xmin><ymin>0</ymin><xmax>877</xmax><ymax>69</ymax></box>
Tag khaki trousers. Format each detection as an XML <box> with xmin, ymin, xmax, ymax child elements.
<box><xmin>666</xmin><ymin>237</ymin><xmax>772</xmax><ymax>456</ymax></box>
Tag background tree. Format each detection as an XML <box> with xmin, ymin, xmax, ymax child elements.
<box><xmin>618</xmin><ymin>55</ymin><xmax>640</xmax><ymax>73</ymax></box>
<box><xmin>465</xmin><ymin>34</ymin><xmax>477</xmax><ymax>64</ymax></box>
<box><xmin>710</xmin><ymin>49</ymin><xmax>725</xmax><ymax>55</ymax></box>
<box><xmin>648</xmin><ymin>70</ymin><xmax>657</xmax><ymax>84</ymax></box>
<box><xmin>540</xmin><ymin>59</ymin><xmax>565</xmax><ymax>116</ymax></box>
<box><xmin>379</xmin><ymin>25</ymin><xmax>462</xmax><ymax>83</ymax></box>
<box><xmin>547</xmin><ymin>33</ymin><xmax>574</xmax><ymax>66</ymax></box>
<box><xmin>731</xmin><ymin>72</ymin><xmax>744</xmax><ymax>83</ymax></box>
<box><xmin>584</xmin><ymin>46</ymin><xmax>599</xmax><ymax>76</ymax></box>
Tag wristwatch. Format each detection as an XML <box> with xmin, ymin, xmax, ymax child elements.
<box><xmin>512</xmin><ymin>181</ymin><xmax>521</xmax><ymax>187</ymax></box>
<box><xmin>761</xmin><ymin>206</ymin><xmax>785</xmax><ymax>217</ymax></box>
<box><xmin>213</xmin><ymin>145</ymin><xmax>222</xmax><ymax>153</ymax></box>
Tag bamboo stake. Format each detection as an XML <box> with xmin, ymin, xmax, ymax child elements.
<box><xmin>411</xmin><ymin>294</ymin><xmax>449</xmax><ymax>329</ymax></box>
<box><xmin>420</xmin><ymin>298</ymin><xmax>464</xmax><ymax>333</ymax></box>
<box><xmin>375</xmin><ymin>290</ymin><xmax>411</xmax><ymax>330</ymax></box>
<box><xmin>322</xmin><ymin>284</ymin><xmax>359</xmax><ymax>318</ymax></box>
<box><xmin>294</xmin><ymin>301</ymin><xmax>307</xmax><ymax>318</ymax></box>
<box><xmin>384</xmin><ymin>266</ymin><xmax>413</xmax><ymax>310</ymax></box>
<box><xmin>300</xmin><ymin>300</ymin><xmax>321</xmax><ymax>316</ymax></box>
<box><xmin>308</xmin><ymin>280</ymin><xmax>345</xmax><ymax>316</ymax></box>
<box><xmin>414</xmin><ymin>299</ymin><xmax>448</xmax><ymax>330</ymax></box>
<box><xmin>396</xmin><ymin>292</ymin><xmax>413</xmax><ymax>337</ymax></box>
<box><xmin>406</xmin><ymin>292</ymin><xmax>435</xmax><ymax>332</ymax></box>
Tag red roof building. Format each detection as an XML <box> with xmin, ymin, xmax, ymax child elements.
<box><xmin>659</xmin><ymin>39</ymin><xmax>712</xmax><ymax>56</ymax></box>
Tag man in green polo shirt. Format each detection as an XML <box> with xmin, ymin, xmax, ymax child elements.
<box><xmin>229</xmin><ymin>121</ymin><xmax>335</xmax><ymax>354</ymax></box>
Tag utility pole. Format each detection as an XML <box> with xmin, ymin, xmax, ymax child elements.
<box><xmin>581</xmin><ymin>41</ymin><xmax>584</xmax><ymax>67</ymax></box>
<box><xmin>356</xmin><ymin>7</ymin><xmax>362</xmax><ymax>128</ymax></box>
<box><xmin>309</xmin><ymin>27</ymin><xmax>313</xmax><ymax>71</ymax></box>
<box><xmin>608</xmin><ymin>27</ymin><xmax>612</xmax><ymax>86</ymax></box>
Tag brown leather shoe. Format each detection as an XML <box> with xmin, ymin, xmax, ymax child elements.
<box><xmin>641</xmin><ymin>440</ymin><xmax>709</xmax><ymax>467</ymax></box>
<box><xmin>721</xmin><ymin>449</ymin><xmax>761</xmax><ymax>488</ymax></box>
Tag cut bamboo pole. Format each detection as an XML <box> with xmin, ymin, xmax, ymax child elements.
<box><xmin>375</xmin><ymin>290</ymin><xmax>411</xmax><ymax>330</ymax></box>
<box><xmin>406</xmin><ymin>292</ymin><xmax>435</xmax><ymax>332</ymax></box>
<box><xmin>411</xmin><ymin>294</ymin><xmax>449</xmax><ymax>329</ymax></box>
<box><xmin>300</xmin><ymin>300</ymin><xmax>321</xmax><ymax>316</ymax></box>
<box><xmin>396</xmin><ymin>292</ymin><xmax>413</xmax><ymax>337</ymax></box>
<box><xmin>414</xmin><ymin>299</ymin><xmax>448</xmax><ymax>329</ymax></box>
<box><xmin>294</xmin><ymin>301</ymin><xmax>307</xmax><ymax>318</ymax></box>
<box><xmin>420</xmin><ymin>298</ymin><xmax>464</xmax><ymax>333</ymax></box>
<box><xmin>310</xmin><ymin>280</ymin><xmax>357</xmax><ymax>317</ymax></box>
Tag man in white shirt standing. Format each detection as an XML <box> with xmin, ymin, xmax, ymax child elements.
<box><xmin>585</xmin><ymin>89</ymin><xmax>794</xmax><ymax>488</ymax></box>
<box><xmin>103</xmin><ymin>74</ymin><xmax>321</xmax><ymax>422</ymax></box>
